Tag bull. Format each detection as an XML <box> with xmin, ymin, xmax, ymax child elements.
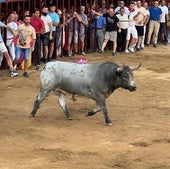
<box><xmin>30</xmin><ymin>61</ymin><xmax>141</xmax><ymax>126</ymax></box>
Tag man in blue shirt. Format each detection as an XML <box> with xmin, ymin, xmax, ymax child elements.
<box><xmin>0</xmin><ymin>21</ymin><xmax>18</xmax><ymax>77</ymax></box>
<box><xmin>146</xmin><ymin>0</ymin><xmax>162</xmax><ymax>47</ymax></box>
<box><xmin>48</xmin><ymin>3</ymin><xmax>60</xmax><ymax>60</ymax></box>
<box><xmin>90</xmin><ymin>8</ymin><xmax>106</xmax><ymax>53</ymax></box>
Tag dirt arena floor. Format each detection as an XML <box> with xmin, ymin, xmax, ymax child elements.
<box><xmin>0</xmin><ymin>45</ymin><xmax>170</xmax><ymax>169</ymax></box>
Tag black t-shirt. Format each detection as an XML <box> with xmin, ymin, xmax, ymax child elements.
<box><xmin>103</xmin><ymin>13</ymin><xmax>119</xmax><ymax>32</ymax></box>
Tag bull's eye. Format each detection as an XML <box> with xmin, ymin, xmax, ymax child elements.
<box><xmin>123</xmin><ymin>74</ymin><xmax>128</xmax><ymax>79</ymax></box>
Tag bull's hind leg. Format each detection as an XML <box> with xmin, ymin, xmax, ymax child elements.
<box><xmin>54</xmin><ymin>90</ymin><xmax>72</xmax><ymax>120</ymax></box>
<box><xmin>30</xmin><ymin>90</ymin><xmax>49</xmax><ymax>117</ymax></box>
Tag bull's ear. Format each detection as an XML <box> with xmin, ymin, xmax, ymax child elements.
<box><xmin>116</xmin><ymin>66</ymin><xmax>123</xmax><ymax>76</ymax></box>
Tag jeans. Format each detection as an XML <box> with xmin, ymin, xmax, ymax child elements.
<box><xmin>16</xmin><ymin>47</ymin><xmax>30</xmax><ymax>61</ymax></box>
<box><xmin>160</xmin><ymin>22</ymin><xmax>168</xmax><ymax>43</ymax></box>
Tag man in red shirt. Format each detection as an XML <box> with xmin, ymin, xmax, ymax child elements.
<box><xmin>30</xmin><ymin>8</ymin><xmax>45</xmax><ymax>70</ymax></box>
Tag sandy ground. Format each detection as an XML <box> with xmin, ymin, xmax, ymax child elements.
<box><xmin>0</xmin><ymin>45</ymin><xmax>170</xmax><ymax>169</ymax></box>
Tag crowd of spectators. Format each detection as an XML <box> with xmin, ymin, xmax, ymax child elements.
<box><xmin>0</xmin><ymin>0</ymin><xmax>170</xmax><ymax>77</ymax></box>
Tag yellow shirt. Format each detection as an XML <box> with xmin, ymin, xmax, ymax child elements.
<box><xmin>17</xmin><ymin>23</ymin><xmax>36</xmax><ymax>48</ymax></box>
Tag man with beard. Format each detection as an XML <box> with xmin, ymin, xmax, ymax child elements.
<box><xmin>41</xmin><ymin>6</ymin><xmax>53</xmax><ymax>63</ymax></box>
<box><xmin>15</xmin><ymin>15</ymin><xmax>36</xmax><ymax>77</ymax></box>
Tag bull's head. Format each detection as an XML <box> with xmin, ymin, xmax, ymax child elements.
<box><xmin>116</xmin><ymin>61</ymin><xmax>142</xmax><ymax>91</ymax></box>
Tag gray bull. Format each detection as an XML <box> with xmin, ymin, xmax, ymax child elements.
<box><xmin>31</xmin><ymin>61</ymin><xmax>141</xmax><ymax>126</ymax></box>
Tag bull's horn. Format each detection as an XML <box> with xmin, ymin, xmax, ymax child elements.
<box><xmin>116</xmin><ymin>66</ymin><xmax>124</xmax><ymax>72</ymax></box>
<box><xmin>130</xmin><ymin>60</ymin><xmax>142</xmax><ymax>71</ymax></box>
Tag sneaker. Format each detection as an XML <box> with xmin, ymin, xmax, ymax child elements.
<box><xmin>81</xmin><ymin>52</ymin><xmax>86</xmax><ymax>56</ymax></box>
<box><xmin>13</xmin><ymin>64</ymin><xmax>17</xmax><ymax>71</ymax></box>
<box><xmin>97</xmin><ymin>49</ymin><xmax>104</xmax><ymax>54</ymax></box>
<box><xmin>129</xmin><ymin>47</ymin><xmax>134</xmax><ymax>53</ymax></box>
<box><xmin>23</xmin><ymin>72</ymin><xmax>29</xmax><ymax>78</ymax></box>
<box><xmin>47</xmin><ymin>57</ymin><xmax>52</xmax><ymax>62</ymax></box>
<box><xmin>125</xmin><ymin>49</ymin><xmax>129</xmax><ymax>53</ymax></box>
<box><xmin>136</xmin><ymin>46</ymin><xmax>140</xmax><ymax>51</ymax></box>
<box><xmin>36</xmin><ymin>65</ymin><xmax>41</xmax><ymax>71</ymax></box>
<box><xmin>43</xmin><ymin>58</ymin><xmax>47</xmax><ymax>63</ymax></box>
<box><xmin>10</xmin><ymin>71</ymin><xmax>18</xmax><ymax>77</ymax></box>
<box><xmin>68</xmin><ymin>52</ymin><xmax>72</xmax><ymax>57</ymax></box>
<box><xmin>112</xmin><ymin>52</ymin><xmax>116</xmax><ymax>56</ymax></box>
<box><xmin>153</xmin><ymin>44</ymin><xmax>157</xmax><ymax>47</ymax></box>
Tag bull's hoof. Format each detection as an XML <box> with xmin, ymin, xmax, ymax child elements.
<box><xmin>86</xmin><ymin>111</ymin><xmax>95</xmax><ymax>116</ymax></box>
<box><xmin>67</xmin><ymin>117</ymin><xmax>73</xmax><ymax>120</ymax></box>
<box><xmin>106</xmin><ymin>122</ymin><xmax>112</xmax><ymax>126</ymax></box>
<box><xmin>30</xmin><ymin>112</ymin><xmax>35</xmax><ymax>117</ymax></box>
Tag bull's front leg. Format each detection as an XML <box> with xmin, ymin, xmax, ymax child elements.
<box><xmin>96</xmin><ymin>99</ymin><xmax>112</xmax><ymax>126</ymax></box>
<box><xmin>86</xmin><ymin>106</ymin><xmax>101</xmax><ymax>116</ymax></box>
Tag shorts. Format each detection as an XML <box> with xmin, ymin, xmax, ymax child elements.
<box><xmin>135</xmin><ymin>25</ymin><xmax>144</xmax><ymax>36</ymax></box>
<box><xmin>16</xmin><ymin>47</ymin><xmax>31</xmax><ymax>61</ymax></box>
<box><xmin>0</xmin><ymin>41</ymin><xmax>8</xmax><ymax>53</ymax></box>
<box><xmin>49</xmin><ymin>31</ymin><xmax>56</xmax><ymax>43</ymax></box>
<box><xmin>69</xmin><ymin>31</ymin><xmax>78</xmax><ymax>44</ymax></box>
<box><xmin>79</xmin><ymin>32</ymin><xmax>85</xmax><ymax>41</ymax></box>
<box><xmin>41</xmin><ymin>32</ymin><xmax>50</xmax><ymax>46</ymax></box>
<box><xmin>105</xmin><ymin>31</ymin><xmax>117</xmax><ymax>41</ymax></box>
<box><xmin>126</xmin><ymin>27</ymin><xmax>138</xmax><ymax>40</ymax></box>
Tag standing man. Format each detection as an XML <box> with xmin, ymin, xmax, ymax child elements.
<box><xmin>125</xmin><ymin>1</ymin><xmax>138</xmax><ymax>53</ymax></box>
<box><xmin>115</xmin><ymin>1</ymin><xmax>130</xmax><ymax>15</ymax></box>
<box><xmin>147</xmin><ymin>1</ymin><xmax>162</xmax><ymax>47</ymax></box>
<box><xmin>141</xmin><ymin>2</ymin><xmax>150</xmax><ymax>49</ymax></box>
<box><xmin>48</xmin><ymin>3</ymin><xmax>60</xmax><ymax>60</ymax></box>
<box><xmin>90</xmin><ymin>8</ymin><xmax>106</xmax><ymax>53</ymax></box>
<box><xmin>41</xmin><ymin>6</ymin><xmax>53</xmax><ymax>63</ymax></box>
<box><xmin>159</xmin><ymin>0</ymin><xmax>169</xmax><ymax>45</ymax></box>
<box><xmin>116</xmin><ymin>7</ymin><xmax>129</xmax><ymax>53</ymax></box>
<box><xmin>15</xmin><ymin>15</ymin><xmax>36</xmax><ymax>77</ymax></box>
<box><xmin>0</xmin><ymin>21</ymin><xmax>18</xmax><ymax>77</ymax></box>
<box><xmin>30</xmin><ymin>8</ymin><xmax>45</xmax><ymax>70</ymax></box>
<box><xmin>78</xmin><ymin>6</ymin><xmax>88</xmax><ymax>55</ymax></box>
<box><xmin>135</xmin><ymin>0</ymin><xmax>148</xmax><ymax>51</ymax></box>
<box><xmin>97</xmin><ymin>7</ymin><xmax>119</xmax><ymax>56</ymax></box>
<box><xmin>6</xmin><ymin>13</ymin><xmax>18</xmax><ymax>62</ymax></box>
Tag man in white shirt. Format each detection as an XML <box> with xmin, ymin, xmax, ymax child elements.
<box><xmin>159</xmin><ymin>0</ymin><xmax>169</xmax><ymax>45</ymax></box>
<box><xmin>0</xmin><ymin>21</ymin><xmax>18</xmax><ymax>77</ymax></box>
<box><xmin>125</xmin><ymin>2</ymin><xmax>138</xmax><ymax>53</ymax></box>
<box><xmin>116</xmin><ymin>7</ymin><xmax>129</xmax><ymax>53</ymax></box>
<box><xmin>41</xmin><ymin>6</ymin><xmax>53</xmax><ymax>63</ymax></box>
<box><xmin>6</xmin><ymin>13</ymin><xmax>18</xmax><ymax>61</ymax></box>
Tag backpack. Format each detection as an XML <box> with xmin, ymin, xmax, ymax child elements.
<box><xmin>19</xmin><ymin>30</ymin><xmax>27</xmax><ymax>46</ymax></box>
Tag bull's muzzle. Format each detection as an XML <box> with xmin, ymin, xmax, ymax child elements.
<box><xmin>128</xmin><ymin>85</ymin><xmax>137</xmax><ymax>91</ymax></box>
